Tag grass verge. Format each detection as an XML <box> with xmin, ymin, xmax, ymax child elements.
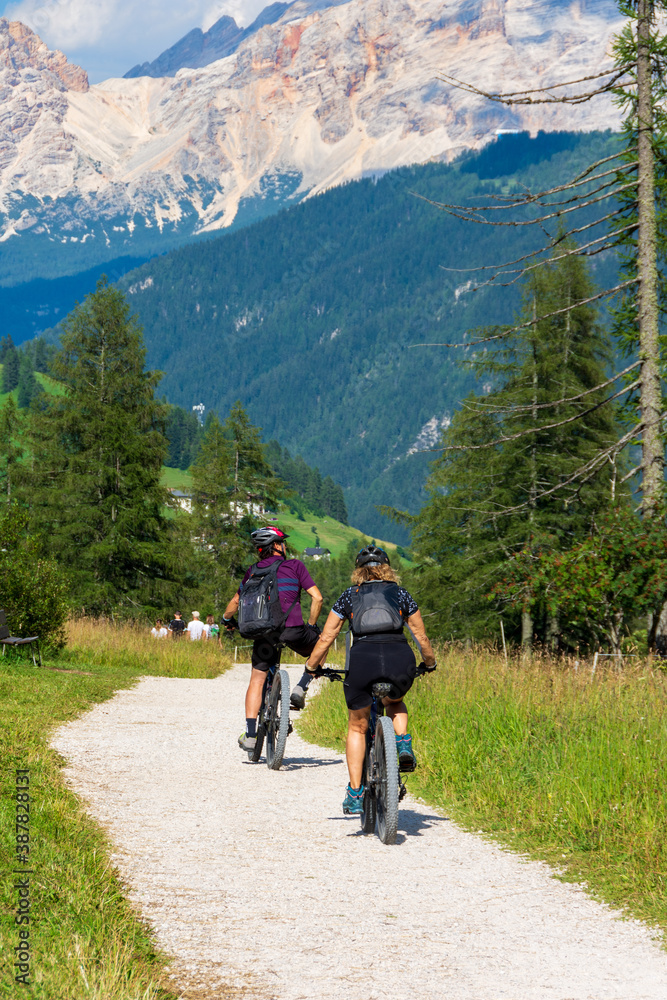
<box><xmin>1</xmin><ymin>619</ymin><xmax>232</xmax><ymax>999</ymax></box>
<box><xmin>298</xmin><ymin>648</ymin><xmax>667</xmax><ymax>935</ymax></box>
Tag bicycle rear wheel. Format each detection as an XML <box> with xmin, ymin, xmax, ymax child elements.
<box><xmin>375</xmin><ymin>716</ymin><xmax>399</xmax><ymax>845</ymax></box>
<box><xmin>360</xmin><ymin>734</ymin><xmax>376</xmax><ymax>833</ymax></box>
<box><xmin>265</xmin><ymin>668</ymin><xmax>291</xmax><ymax>770</ymax></box>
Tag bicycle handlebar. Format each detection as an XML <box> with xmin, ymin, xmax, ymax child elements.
<box><xmin>312</xmin><ymin>666</ymin><xmax>343</xmax><ymax>682</ymax></box>
<box><xmin>313</xmin><ymin>663</ymin><xmax>436</xmax><ymax>682</ymax></box>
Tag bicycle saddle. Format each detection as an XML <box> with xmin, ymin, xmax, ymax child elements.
<box><xmin>371</xmin><ymin>681</ymin><xmax>401</xmax><ymax>700</ymax></box>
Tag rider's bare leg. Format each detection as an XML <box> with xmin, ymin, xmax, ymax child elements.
<box><xmin>346</xmin><ymin>707</ymin><xmax>371</xmax><ymax>787</ymax></box>
<box><xmin>383</xmin><ymin>697</ymin><xmax>408</xmax><ymax>736</ymax></box>
<box><xmin>245</xmin><ymin>667</ymin><xmax>267</xmax><ymax>720</ymax></box>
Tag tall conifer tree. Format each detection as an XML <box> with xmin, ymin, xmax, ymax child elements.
<box><xmin>28</xmin><ymin>278</ymin><xmax>173</xmax><ymax>612</ymax></box>
<box><xmin>411</xmin><ymin>250</ymin><xmax>622</xmax><ymax>646</ymax></box>
<box><xmin>2</xmin><ymin>338</ymin><xmax>19</xmax><ymax>394</ymax></box>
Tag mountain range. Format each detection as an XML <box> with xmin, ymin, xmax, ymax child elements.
<box><xmin>1</xmin><ymin>0</ymin><xmax>624</xmax><ymax>287</ymax></box>
<box><xmin>124</xmin><ymin>4</ymin><xmax>290</xmax><ymax>79</ymax></box>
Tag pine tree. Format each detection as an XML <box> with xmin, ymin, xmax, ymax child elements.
<box><xmin>0</xmin><ymin>397</ymin><xmax>25</xmax><ymax>504</ymax></box>
<box><xmin>27</xmin><ymin>278</ymin><xmax>175</xmax><ymax>613</ymax></box>
<box><xmin>332</xmin><ymin>483</ymin><xmax>349</xmax><ymax>525</ymax></box>
<box><xmin>32</xmin><ymin>338</ymin><xmax>49</xmax><ymax>374</ymax></box>
<box><xmin>0</xmin><ymin>336</ymin><xmax>14</xmax><ymax>364</ymax></box>
<box><xmin>165</xmin><ymin>403</ymin><xmax>202</xmax><ymax>469</ymax></box>
<box><xmin>410</xmin><ymin>250</ymin><xmax>622</xmax><ymax>647</ymax></box>
<box><xmin>223</xmin><ymin>401</ymin><xmax>281</xmax><ymax>520</ymax></box>
<box><xmin>2</xmin><ymin>339</ymin><xmax>19</xmax><ymax>394</ymax></box>
<box><xmin>17</xmin><ymin>353</ymin><xmax>39</xmax><ymax>409</ymax></box>
<box><xmin>305</xmin><ymin>467</ymin><xmax>323</xmax><ymax>514</ymax></box>
<box><xmin>191</xmin><ymin>406</ymin><xmax>281</xmax><ymax>608</ymax></box>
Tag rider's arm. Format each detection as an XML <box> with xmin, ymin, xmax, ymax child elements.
<box><xmin>223</xmin><ymin>593</ymin><xmax>240</xmax><ymax>619</ymax></box>
<box><xmin>304</xmin><ymin>610</ymin><xmax>344</xmax><ymax>669</ymax></box>
<box><xmin>407</xmin><ymin>610</ymin><xmax>436</xmax><ymax>667</ymax></box>
<box><xmin>305</xmin><ymin>584</ymin><xmax>323</xmax><ymax>625</ymax></box>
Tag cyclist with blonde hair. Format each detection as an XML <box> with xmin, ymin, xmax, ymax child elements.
<box><xmin>302</xmin><ymin>545</ymin><xmax>436</xmax><ymax>815</ymax></box>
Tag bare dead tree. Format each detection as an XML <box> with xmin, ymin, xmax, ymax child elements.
<box><xmin>425</xmin><ymin>0</ymin><xmax>666</xmax><ymax>513</ymax></box>
<box><xmin>416</xmin><ymin>0</ymin><xmax>667</xmax><ymax>651</ymax></box>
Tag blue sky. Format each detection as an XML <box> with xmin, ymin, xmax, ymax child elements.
<box><xmin>1</xmin><ymin>0</ymin><xmax>269</xmax><ymax>81</ymax></box>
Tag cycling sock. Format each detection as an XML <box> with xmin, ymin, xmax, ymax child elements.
<box><xmin>245</xmin><ymin>718</ymin><xmax>257</xmax><ymax>738</ymax></box>
<box><xmin>297</xmin><ymin>671</ymin><xmax>313</xmax><ymax>690</ymax></box>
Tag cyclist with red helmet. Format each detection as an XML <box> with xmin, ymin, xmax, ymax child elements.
<box><xmin>301</xmin><ymin>545</ymin><xmax>436</xmax><ymax>815</ymax></box>
<box><xmin>221</xmin><ymin>526</ymin><xmax>326</xmax><ymax>752</ymax></box>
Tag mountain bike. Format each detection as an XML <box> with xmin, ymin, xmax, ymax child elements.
<box><xmin>248</xmin><ymin>651</ymin><xmax>292</xmax><ymax>769</ymax></box>
<box><xmin>316</xmin><ymin>664</ymin><xmax>431</xmax><ymax>845</ymax></box>
<box><xmin>225</xmin><ymin>632</ymin><xmax>292</xmax><ymax>769</ymax></box>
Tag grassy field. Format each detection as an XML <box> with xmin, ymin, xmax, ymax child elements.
<box><xmin>271</xmin><ymin>509</ymin><xmax>404</xmax><ymax>560</ymax></box>
<box><xmin>0</xmin><ymin>620</ymin><xmax>232</xmax><ymax>1000</ymax></box>
<box><xmin>158</xmin><ymin>468</ymin><xmax>407</xmax><ymax>559</ymax></box>
<box><xmin>160</xmin><ymin>466</ymin><xmax>193</xmax><ymax>491</ymax></box>
<box><xmin>0</xmin><ymin>370</ymin><xmax>64</xmax><ymax>409</ymax></box>
<box><xmin>298</xmin><ymin>647</ymin><xmax>667</xmax><ymax>936</ymax></box>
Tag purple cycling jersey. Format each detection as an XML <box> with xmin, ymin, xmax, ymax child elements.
<box><xmin>239</xmin><ymin>556</ymin><xmax>315</xmax><ymax>627</ymax></box>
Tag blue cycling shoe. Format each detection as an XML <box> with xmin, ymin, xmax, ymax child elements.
<box><xmin>342</xmin><ymin>784</ymin><xmax>365</xmax><ymax>815</ymax></box>
<box><xmin>396</xmin><ymin>734</ymin><xmax>417</xmax><ymax>772</ymax></box>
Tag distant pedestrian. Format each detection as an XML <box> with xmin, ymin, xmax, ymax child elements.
<box><xmin>151</xmin><ymin>618</ymin><xmax>168</xmax><ymax>639</ymax></box>
<box><xmin>205</xmin><ymin>614</ymin><xmax>220</xmax><ymax>644</ymax></box>
<box><xmin>186</xmin><ymin>611</ymin><xmax>207</xmax><ymax>641</ymax></box>
<box><xmin>168</xmin><ymin>612</ymin><xmax>186</xmax><ymax>639</ymax></box>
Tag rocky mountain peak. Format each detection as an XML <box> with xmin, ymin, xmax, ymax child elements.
<box><xmin>124</xmin><ymin>2</ymin><xmax>290</xmax><ymax>78</ymax></box>
<box><xmin>0</xmin><ymin>18</ymin><xmax>89</xmax><ymax>92</ymax></box>
<box><xmin>1</xmin><ymin>0</ymin><xmax>625</xmax><ymax>269</ymax></box>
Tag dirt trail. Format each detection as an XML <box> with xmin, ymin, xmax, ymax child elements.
<box><xmin>52</xmin><ymin>665</ymin><xmax>667</xmax><ymax>1000</ymax></box>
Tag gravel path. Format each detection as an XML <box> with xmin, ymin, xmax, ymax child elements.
<box><xmin>52</xmin><ymin>665</ymin><xmax>667</xmax><ymax>1000</ymax></box>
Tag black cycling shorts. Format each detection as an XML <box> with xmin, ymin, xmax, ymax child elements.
<box><xmin>251</xmin><ymin>624</ymin><xmax>321</xmax><ymax>672</ymax></box>
<box><xmin>343</xmin><ymin>638</ymin><xmax>416</xmax><ymax>711</ymax></box>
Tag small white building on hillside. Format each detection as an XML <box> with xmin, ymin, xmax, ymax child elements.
<box><xmin>303</xmin><ymin>547</ymin><xmax>331</xmax><ymax>561</ymax></box>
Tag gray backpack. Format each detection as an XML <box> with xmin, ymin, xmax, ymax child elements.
<box><xmin>349</xmin><ymin>581</ymin><xmax>404</xmax><ymax>636</ymax></box>
<box><xmin>238</xmin><ymin>560</ymin><xmax>298</xmax><ymax>639</ymax></box>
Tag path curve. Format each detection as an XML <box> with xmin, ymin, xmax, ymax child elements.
<box><xmin>52</xmin><ymin>665</ymin><xmax>667</xmax><ymax>1000</ymax></box>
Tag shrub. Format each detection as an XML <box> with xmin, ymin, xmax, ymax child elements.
<box><xmin>0</xmin><ymin>506</ymin><xmax>69</xmax><ymax>648</ymax></box>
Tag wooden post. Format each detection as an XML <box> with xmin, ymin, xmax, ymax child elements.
<box><xmin>500</xmin><ymin>619</ymin><xmax>508</xmax><ymax>664</ymax></box>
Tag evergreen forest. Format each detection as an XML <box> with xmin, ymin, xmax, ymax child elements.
<box><xmin>111</xmin><ymin>130</ymin><xmax>621</xmax><ymax>540</ymax></box>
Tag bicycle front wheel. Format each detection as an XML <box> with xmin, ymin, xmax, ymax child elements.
<box><xmin>249</xmin><ymin>721</ymin><xmax>265</xmax><ymax>763</ymax></box>
<box><xmin>265</xmin><ymin>668</ymin><xmax>291</xmax><ymax>770</ymax></box>
<box><xmin>375</xmin><ymin>716</ymin><xmax>399</xmax><ymax>844</ymax></box>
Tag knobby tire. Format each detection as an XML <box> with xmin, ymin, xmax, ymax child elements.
<box><xmin>375</xmin><ymin>716</ymin><xmax>399</xmax><ymax>845</ymax></box>
<box><xmin>249</xmin><ymin>723</ymin><xmax>265</xmax><ymax>762</ymax></box>
<box><xmin>360</xmin><ymin>732</ymin><xmax>376</xmax><ymax>833</ymax></box>
<box><xmin>248</xmin><ymin>674</ymin><xmax>269</xmax><ymax>762</ymax></box>
<box><xmin>266</xmin><ymin>668</ymin><xmax>291</xmax><ymax>770</ymax></box>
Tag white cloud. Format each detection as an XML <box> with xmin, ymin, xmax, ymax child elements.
<box><xmin>202</xmin><ymin>0</ymin><xmax>267</xmax><ymax>31</ymax></box>
<box><xmin>4</xmin><ymin>0</ymin><xmax>270</xmax><ymax>80</ymax></box>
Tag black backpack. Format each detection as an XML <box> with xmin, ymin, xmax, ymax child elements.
<box><xmin>349</xmin><ymin>581</ymin><xmax>404</xmax><ymax>636</ymax></box>
<box><xmin>237</xmin><ymin>559</ymin><xmax>299</xmax><ymax>639</ymax></box>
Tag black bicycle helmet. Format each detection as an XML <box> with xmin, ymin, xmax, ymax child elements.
<box><xmin>355</xmin><ymin>545</ymin><xmax>390</xmax><ymax>568</ymax></box>
<box><xmin>251</xmin><ymin>526</ymin><xmax>290</xmax><ymax>550</ymax></box>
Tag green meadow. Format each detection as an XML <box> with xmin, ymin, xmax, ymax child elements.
<box><xmin>299</xmin><ymin>647</ymin><xmax>667</xmax><ymax>937</ymax></box>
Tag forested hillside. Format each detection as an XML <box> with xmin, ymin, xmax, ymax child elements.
<box><xmin>39</xmin><ymin>131</ymin><xmax>615</xmax><ymax>539</ymax></box>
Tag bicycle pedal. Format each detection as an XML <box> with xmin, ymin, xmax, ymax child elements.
<box><xmin>399</xmin><ymin>782</ymin><xmax>407</xmax><ymax>802</ymax></box>
<box><xmin>287</xmin><ymin>722</ymin><xmax>294</xmax><ymax>735</ymax></box>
